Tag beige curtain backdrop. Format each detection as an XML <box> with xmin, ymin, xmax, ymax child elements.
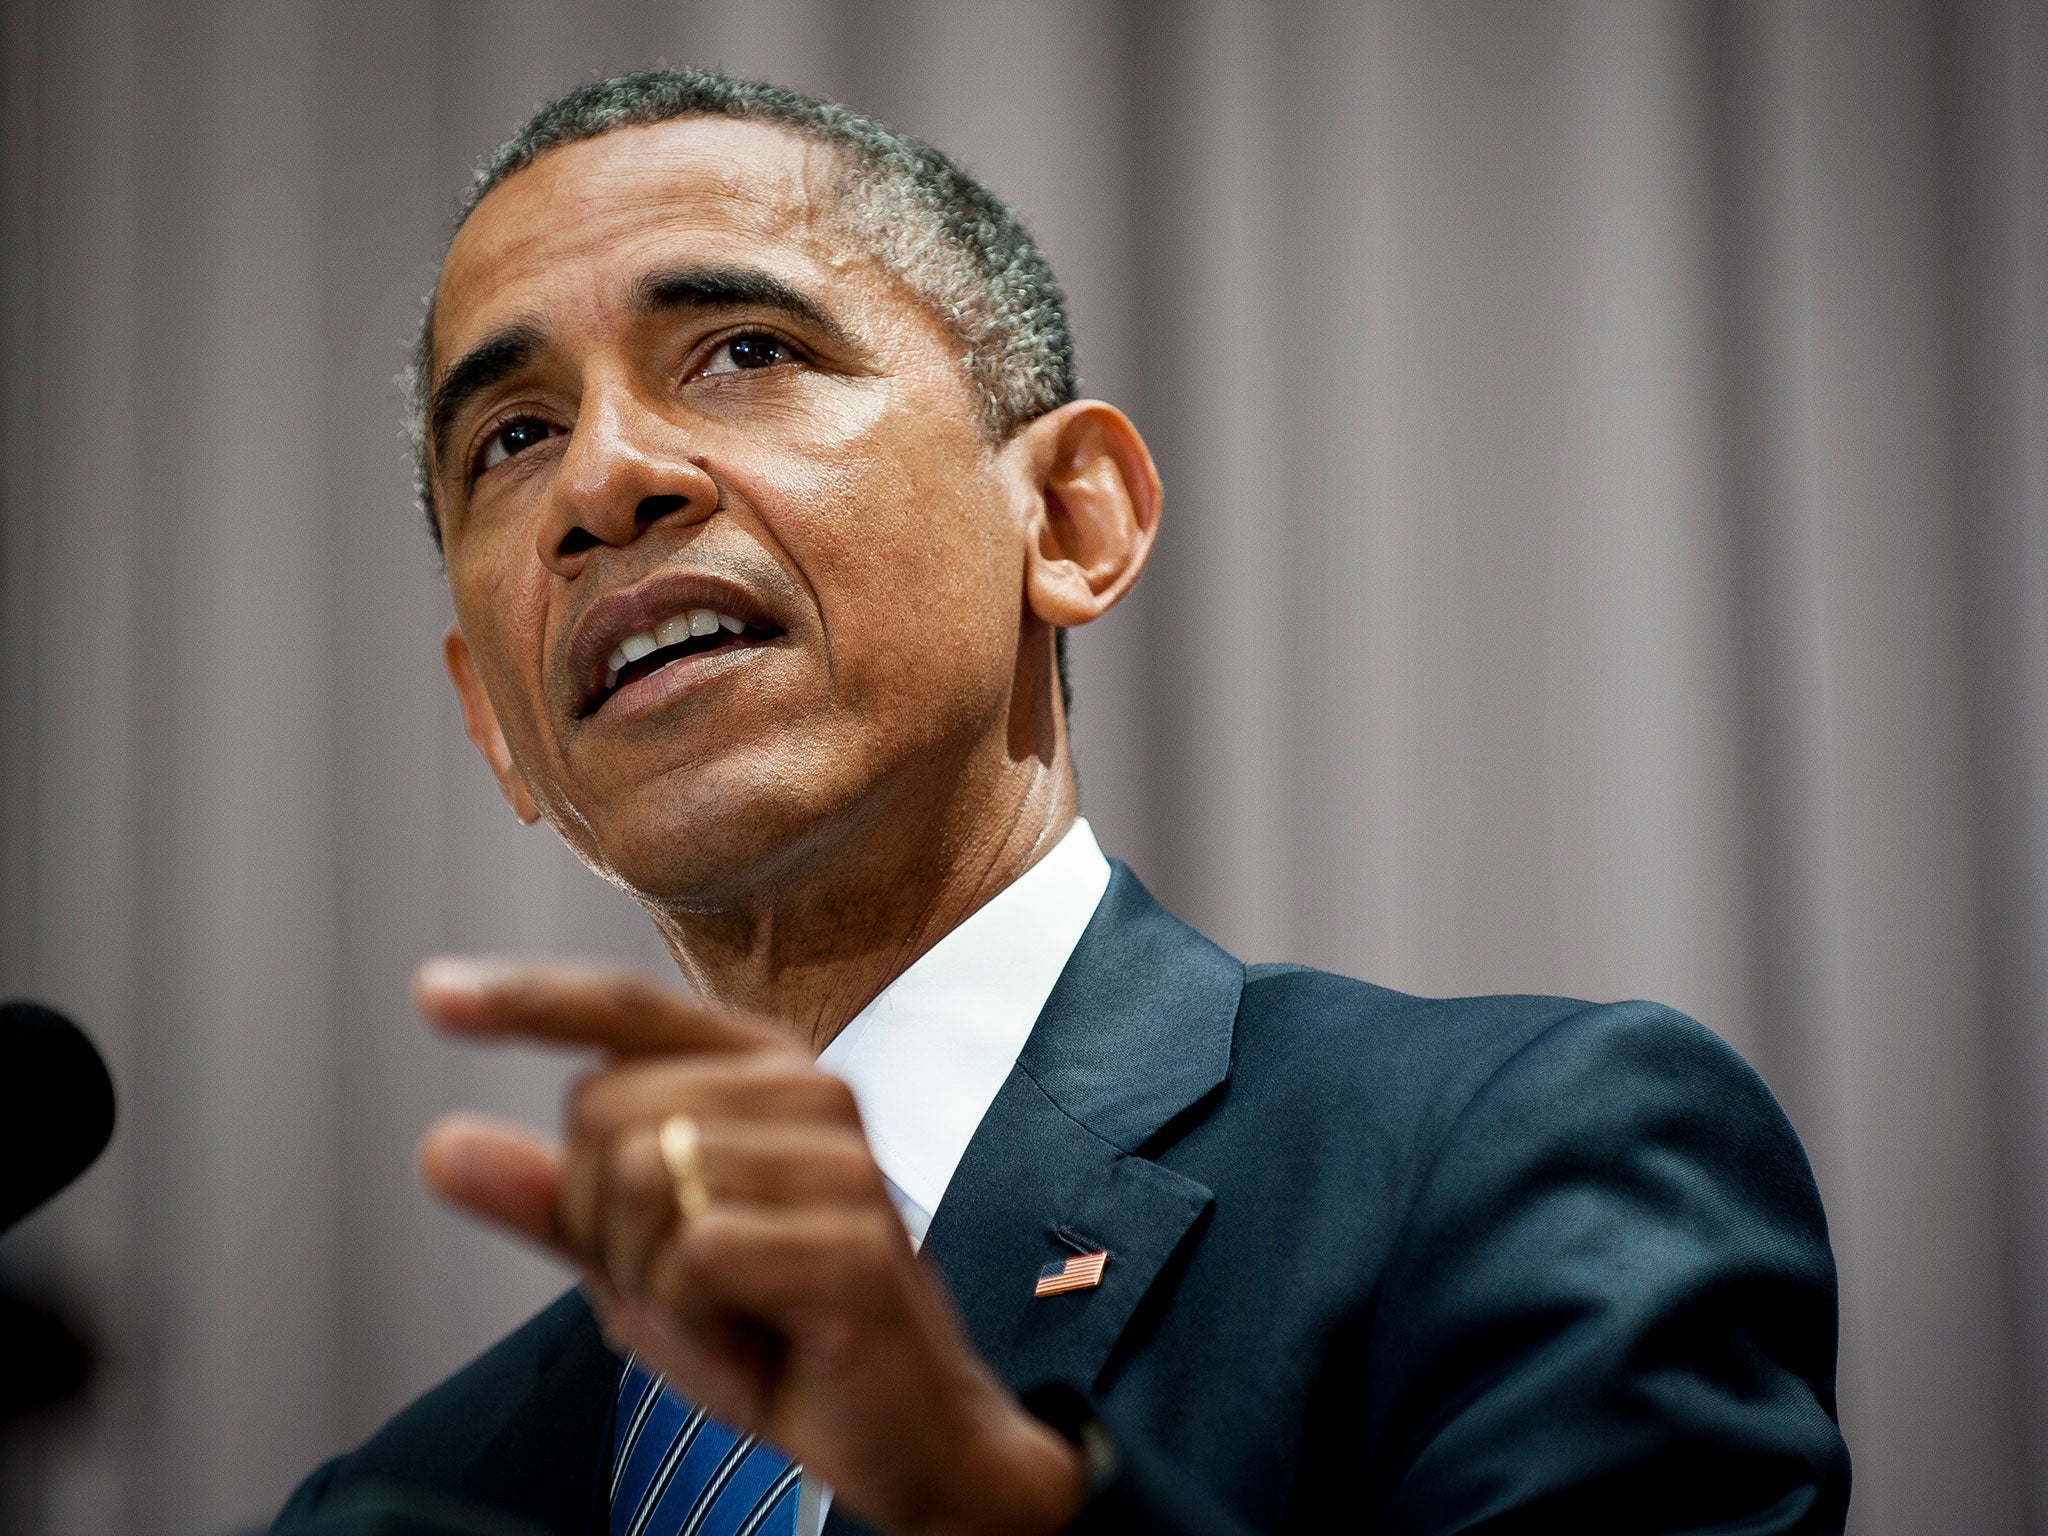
<box><xmin>2</xmin><ymin>2</ymin><xmax>2043</xmax><ymax>1533</ymax></box>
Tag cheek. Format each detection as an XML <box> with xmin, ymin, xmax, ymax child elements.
<box><xmin>454</xmin><ymin>548</ymin><xmax>556</xmax><ymax>730</ymax></box>
<box><xmin>760</xmin><ymin>433</ymin><xmax>1016</xmax><ymax>696</ymax></box>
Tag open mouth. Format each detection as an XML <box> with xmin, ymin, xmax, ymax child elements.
<box><xmin>583</xmin><ymin>607</ymin><xmax>783</xmax><ymax>717</ymax></box>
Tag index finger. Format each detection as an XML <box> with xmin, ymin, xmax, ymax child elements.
<box><xmin>414</xmin><ymin>958</ymin><xmax>786</xmax><ymax>1058</ymax></box>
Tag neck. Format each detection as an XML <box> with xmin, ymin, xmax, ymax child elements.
<box><xmin>644</xmin><ymin>752</ymin><xmax>1080</xmax><ymax>1055</ymax></box>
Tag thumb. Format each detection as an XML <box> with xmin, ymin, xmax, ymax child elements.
<box><xmin>419</xmin><ymin>1113</ymin><xmax>566</xmax><ymax>1252</ymax></box>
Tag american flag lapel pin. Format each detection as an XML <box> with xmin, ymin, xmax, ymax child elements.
<box><xmin>1034</xmin><ymin>1247</ymin><xmax>1109</xmax><ymax>1297</ymax></box>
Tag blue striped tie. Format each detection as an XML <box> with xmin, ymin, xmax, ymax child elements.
<box><xmin>610</xmin><ymin>1360</ymin><xmax>801</xmax><ymax>1536</ymax></box>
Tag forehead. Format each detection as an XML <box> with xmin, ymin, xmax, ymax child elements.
<box><xmin>433</xmin><ymin>117</ymin><xmax>859</xmax><ymax>363</ymax></box>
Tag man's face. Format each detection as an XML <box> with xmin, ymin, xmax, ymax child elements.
<box><xmin>429</xmin><ymin>118</ymin><xmax>1035</xmax><ymax>904</ymax></box>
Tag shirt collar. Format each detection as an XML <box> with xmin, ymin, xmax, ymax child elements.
<box><xmin>816</xmin><ymin>819</ymin><xmax>1112</xmax><ymax>1241</ymax></box>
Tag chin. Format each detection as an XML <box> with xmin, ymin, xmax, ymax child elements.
<box><xmin>565</xmin><ymin>764</ymin><xmax>869</xmax><ymax>912</ymax></box>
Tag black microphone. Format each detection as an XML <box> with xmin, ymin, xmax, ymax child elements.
<box><xmin>0</xmin><ymin>1001</ymin><xmax>116</xmax><ymax>1233</ymax></box>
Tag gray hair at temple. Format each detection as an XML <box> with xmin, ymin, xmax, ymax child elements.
<box><xmin>405</xmin><ymin>66</ymin><xmax>1079</xmax><ymax>545</ymax></box>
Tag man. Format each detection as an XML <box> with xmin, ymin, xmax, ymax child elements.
<box><xmin>274</xmin><ymin>69</ymin><xmax>1850</xmax><ymax>1536</ymax></box>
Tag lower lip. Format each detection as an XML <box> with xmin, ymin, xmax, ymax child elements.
<box><xmin>586</xmin><ymin>640</ymin><xmax>774</xmax><ymax>725</ymax></box>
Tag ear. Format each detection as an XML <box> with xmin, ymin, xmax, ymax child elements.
<box><xmin>1018</xmin><ymin>400</ymin><xmax>1161</xmax><ymax>628</ymax></box>
<box><xmin>443</xmin><ymin>626</ymin><xmax>542</xmax><ymax>825</ymax></box>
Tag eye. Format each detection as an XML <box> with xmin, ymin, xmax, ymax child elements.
<box><xmin>699</xmin><ymin>331</ymin><xmax>796</xmax><ymax>377</ymax></box>
<box><xmin>477</xmin><ymin>415</ymin><xmax>557</xmax><ymax>474</ymax></box>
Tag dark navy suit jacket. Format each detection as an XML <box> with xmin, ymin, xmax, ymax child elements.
<box><xmin>275</xmin><ymin>865</ymin><xmax>1850</xmax><ymax>1534</ymax></box>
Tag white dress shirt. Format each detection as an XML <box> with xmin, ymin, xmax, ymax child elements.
<box><xmin>794</xmin><ymin>818</ymin><xmax>1113</xmax><ymax>1531</ymax></box>
<box><xmin>818</xmin><ymin>817</ymin><xmax>1112</xmax><ymax>1247</ymax></box>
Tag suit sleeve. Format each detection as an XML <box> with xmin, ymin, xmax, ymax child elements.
<box><xmin>1039</xmin><ymin>1001</ymin><xmax>1849</xmax><ymax>1535</ymax></box>
<box><xmin>1359</xmin><ymin>1001</ymin><xmax>1849</xmax><ymax>1533</ymax></box>
<box><xmin>268</xmin><ymin>1289</ymin><xmax>618</xmax><ymax>1535</ymax></box>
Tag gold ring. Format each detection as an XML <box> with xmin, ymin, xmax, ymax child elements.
<box><xmin>657</xmin><ymin>1113</ymin><xmax>711</xmax><ymax>1218</ymax></box>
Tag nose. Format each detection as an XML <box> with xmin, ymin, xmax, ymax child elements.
<box><xmin>538</xmin><ymin>379</ymin><xmax>716</xmax><ymax>577</ymax></box>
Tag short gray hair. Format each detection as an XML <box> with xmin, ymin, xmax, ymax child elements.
<box><xmin>408</xmin><ymin>66</ymin><xmax>1078</xmax><ymax>537</ymax></box>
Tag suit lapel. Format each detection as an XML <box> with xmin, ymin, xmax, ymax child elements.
<box><xmin>921</xmin><ymin>863</ymin><xmax>1242</xmax><ymax>1396</ymax></box>
<box><xmin>459</xmin><ymin>1291</ymin><xmax>621</xmax><ymax>1535</ymax></box>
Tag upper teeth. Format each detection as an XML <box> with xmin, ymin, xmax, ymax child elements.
<box><xmin>606</xmin><ymin>609</ymin><xmax>747</xmax><ymax>686</ymax></box>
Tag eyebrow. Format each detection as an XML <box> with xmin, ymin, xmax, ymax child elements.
<box><xmin>428</xmin><ymin>319</ymin><xmax>545</xmax><ymax>474</ymax></box>
<box><xmin>631</xmin><ymin>264</ymin><xmax>852</xmax><ymax>347</ymax></box>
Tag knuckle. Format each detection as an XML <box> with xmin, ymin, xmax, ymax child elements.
<box><xmin>751</xmin><ymin>1066</ymin><xmax>856</xmax><ymax>1123</ymax></box>
<box><xmin>617</xmin><ymin>1125</ymin><xmax>666</xmax><ymax>1193</ymax></box>
<box><xmin>675</xmin><ymin>1210</ymin><xmax>727</xmax><ymax>1274</ymax></box>
<box><xmin>735</xmin><ymin>1053</ymin><xmax>802</xmax><ymax>1087</ymax></box>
